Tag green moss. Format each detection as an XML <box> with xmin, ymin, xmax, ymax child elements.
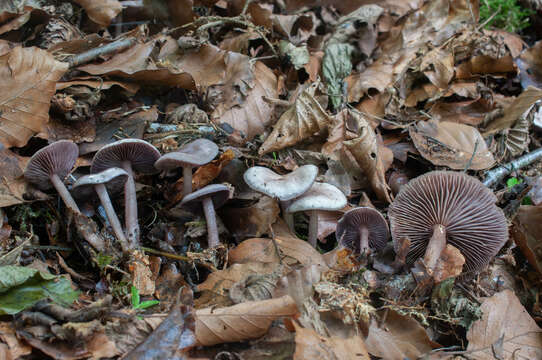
<box><xmin>480</xmin><ymin>0</ymin><xmax>534</xmax><ymax>33</ymax></box>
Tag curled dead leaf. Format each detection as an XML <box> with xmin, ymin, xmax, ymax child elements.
<box><xmin>73</xmin><ymin>0</ymin><xmax>122</xmax><ymax>28</ymax></box>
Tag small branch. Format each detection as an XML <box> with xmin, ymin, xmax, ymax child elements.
<box><xmin>67</xmin><ymin>37</ymin><xmax>138</xmax><ymax>68</ymax></box>
<box><xmin>483</xmin><ymin>147</ymin><xmax>542</xmax><ymax>188</ymax></box>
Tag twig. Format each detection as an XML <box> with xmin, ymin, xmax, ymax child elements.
<box><xmin>67</xmin><ymin>37</ymin><xmax>138</xmax><ymax>68</ymax></box>
<box><xmin>141</xmin><ymin>246</ymin><xmax>216</xmax><ymax>272</ymax></box>
<box><xmin>464</xmin><ymin>139</ymin><xmax>479</xmax><ymax>172</ymax></box>
<box><xmin>268</xmin><ymin>224</ymin><xmax>282</xmax><ymax>264</ymax></box>
<box><xmin>483</xmin><ymin>147</ymin><xmax>542</xmax><ymax>188</ymax></box>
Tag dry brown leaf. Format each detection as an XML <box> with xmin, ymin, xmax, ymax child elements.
<box><xmin>56</xmin><ymin>78</ymin><xmax>140</xmax><ymax>94</ymax></box>
<box><xmin>220</xmin><ymin>196</ymin><xmax>280</xmax><ymax>240</ymax></box>
<box><xmin>429</xmin><ymin>97</ymin><xmax>494</xmax><ymax>126</ymax></box>
<box><xmin>343</xmin><ymin>117</ymin><xmax>392</xmax><ymax>202</ymax></box>
<box><xmin>195</xmin><ymin>295</ymin><xmax>298</xmax><ymax>346</ymax></box>
<box><xmin>366</xmin><ymin>310</ymin><xmax>439</xmax><ymax>360</ymax></box>
<box><xmin>73</xmin><ymin>0</ymin><xmax>122</xmax><ymax>28</ymax></box>
<box><xmin>0</xmin><ymin>46</ymin><xmax>68</xmax><ymax>148</ymax></box>
<box><xmin>466</xmin><ymin>290</ymin><xmax>542</xmax><ymax>359</ymax></box>
<box><xmin>518</xmin><ymin>40</ymin><xmax>542</xmax><ymax>88</ymax></box>
<box><xmin>484</xmin><ymin>29</ymin><xmax>526</xmax><ymax>58</ymax></box>
<box><xmin>484</xmin><ymin>86</ymin><xmax>542</xmax><ymax>135</ymax></box>
<box><xmin>421</xmin><ymin>48</ymin><xmax>454</xmax><ymax>89</ymax></box>
<box><xmin>197</xmin><ymin>262</ymin><xmax>279</xmax><ymax>296</ymax></box>
<box><xmin>432</xmin><ymin>244</ymin><xmax>465</xmax><ymax>283</ymax></box>
<box><xmin>0</xmin><ymin>148</ymin><xmax>28</xmax><ymax>208</ymax></box>
<box><xmin>293</xmin><ymin>321</ymin><xmax>370</xmax><ymax>360</ymax></box>
<box><xmin>228</xmin><ymin>237</ymin><xmax>281</xmax><ymax>265</ymax></box>
<box><xmin>512</xmin><ymin>205</ymin><xmax>542</xmax><ymax>274</ymax></box>
<box><xmin>0</xmin><ymin>322</ymin><xmax>32</xmax><ymax>359</ymax></box>
<box><xmin>410</xmin><ymin>120</ymin><xmax>495</xmax><ymax>170</ymax></box>
<box><xmin>212</xmin><ymin>61</ymin><xmax>278</xmax><ymax>144</ymax></box>
<box><xmin>128</xmin><ymin>251</ymin><xmax>155</xmax><ymax>296</ymax></box>
<box><xmin>455</xmin><ymin>55</ymin><xmax>516</xmax><ymax>79</ymax></box>
<box><xmin>274</xmin><ymin>264</ymin><xmax>323</xmax><ymax>308</ymax></box>
<box><xmin>259</xmin><ymin>82</ymin><xmax>331</xmax><ymax>155</ymax></box>
<box><xmin>275</xmin><ymin>234</ymin><xmax>329</xmax><ymax>268</ymax></box>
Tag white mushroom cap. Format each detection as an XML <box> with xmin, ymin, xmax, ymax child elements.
<box><xmin>286</xmin><ymin>182</ymin><xmax>347</xmax><ymax>213</ymax></box>
<box><xmin>243</xmin><ymin>165</ymin><xmax>318</xmax><ymax>201</ymax></box>
<box><xmin>73</xmin><ymin>167</ymin><xmax>129</xmax><ymax>196</ymax></box>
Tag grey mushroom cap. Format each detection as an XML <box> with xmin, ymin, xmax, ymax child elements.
<box><xmin>244</xmin><ymin>165</ymin><xmax>318</xmax><ymax>201</ymax></box>
<box><xmin>154</xmin><ymin>139</ymin><xmax>219</xmax><ymax>170</ymax></box>
<box><xmin>91</xmin><ymin>139</ymin><xmax>160</xmax><ymax>174</ymax></box>
<box><xmin>24</xmin><ymin>140</ymin><xmax>79</xmax><ymax>190</ymax></box>
<box><xmin>286</xmin><ymin>182</ymin><xmax>347</xmax><ymax>213</ymax></box>
<box><xmin>73</xmin><ymin>167</ymin><xmax>129</xmax><ymax>196</ymax></box>
<box><xmin>388</xmin><ymin>170</ymin><xmax>508</xmax><ymax>273</ymax></box>
<box><xmin>181</xmin><ymin>184</ymin><xmax>230</xmax><ymax>211</ymax></box>
<box><xmin>336</xmin><ymin>207</ymin><xmax>389</xmax><ymax>253</ymax></box>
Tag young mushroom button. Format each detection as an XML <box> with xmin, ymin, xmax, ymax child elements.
<box><xmin>24</xmin><ymin>140</ymin><xmax>80</xmax><ymax>213</ymax></box>
<box><xmin>91</xmin><ymin>139</ymin><xmax>160</xmax><ymax>249</ymax></box>
<box><xmin>154</xmin><ymin>139</ymin><xmax>219</xmax><ymax>197</ymax></box>
<box><xmin>181</xmin><ymin>184</ymin><xmax>230</xmax><ymax>248</ymax></box>
<box><xmin>286</xmin><ymin>182</ymin><xmax>347</xmax><ymax>247</ymax></box>
<box><xmin>243</xmin><ymin>165</ymin><xmax>318</xmax><ymax>230</ymax></box>
<box><xmin>73</xmin><ymin>168</ymin><xmax>130</xmax><ymax>252</ymax></box>
<box><xmin>336</xmin><ymin>207</ymin><xmax>389</xmax><ymax>255</ymax></box>
<box><xmin>388</xmin><ymin>171</ymin><xmax>508</xmax><ymax>274</ymax></box>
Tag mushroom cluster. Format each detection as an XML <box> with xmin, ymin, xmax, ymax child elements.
<box><xmin>388</xmin><ymin>171</ymin><xmax>508</xmax><ymax>273</ymax></box>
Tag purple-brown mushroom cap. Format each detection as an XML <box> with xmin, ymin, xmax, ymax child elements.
<box><xmin>24</xmin><ymin>140</ymin><xmax>79</xmax><ymax>190</ymax></box>
<box><xmin>388</xmin><ymin>171</ymin><xmax>508</xmax><ymax>273</ymax></box>
<box><xmin>91</xmin><ymin>139</ymin><xmax>160</xmax><ymax>174</ymax></box>
<box><xmin>336</xmin><ymin>207</ymin><xmax>389</xmax><ymax>254</ymax></box>
<box><xmin>154</xmin><ymin>139</ymin><xmax>218</xmax><ymax>170</ymax></box>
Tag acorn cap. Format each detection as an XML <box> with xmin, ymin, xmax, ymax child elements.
<box><xmin>72</xmin><ymin>167</ymin><xmax>129</xmax><ymax>197</ymax></box>
<box><xmin>286</xmin><ymin>182</ymin><xmax>347</xmax><ymax>213</ymax></box>
<box><xmin>24</xmin><ymin>140</ymin><xmax>79</xmax><ymax>190</ymax></box>
<box><xmin>91</xmin><ymin>139</ymin><xmax>160</xmax><ymax>174</ymax></box>
<box><xmin>336</xmin><ymin>207</ymin><xmax>389</xmax><ymax>253</ymax></box>
<box><xmin>244</xmin><ymin>165</ymin><xmax>318</xmax><ymax>201</ymax></box>
<box><xmin>388</xmin><ymin>170</ymin><xmax>508</xmax><ymax>273</ymax></box>
<box><xmin>180</xmin><ymin>184</ymin><xmax>230</xmax><ymax>211</ymax></box>
<box><xmin>154</xmin><ymin>138</ymin><xmax>219</xmax><ymax>170</ymax></box>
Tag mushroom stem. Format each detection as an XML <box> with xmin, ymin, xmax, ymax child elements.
<box><xmin>122</xmin><ymin>160</ymin><xmax>139</xmax><ymax>248</ymax></box>
<box><xmin>359</xmin><ymin>226</ymin><xmax>370</xmax><ymax>254</ymax></box>
<box><xmin>308</xmin><ymin>210</ymin><xmax>319</xmax><ymax>247</ymax></box>
<box><xmin>50</xmin><ymin>173</ymin><xmax>80</xmax><ymax>213</ymax></box>
<box><xmin>94</xmin><ymin>183</ymin><xmax>130</xmax><ymax>252</ymax></box>
<box><xmin>202</xmin><ymin>197</ymin><xmax>220</xmax><ymax>248</ymax></box>
<box><xmin>183</xmin><ymin>166</ymin><xmax>193</xmax><ymax>197</ymax></box>
<box><xmin>280</xmin><ymin>200</ymin><xmax>294</xmax><ymax>230</ymax></box>
<box><xmin>424</xmin><ymin>224</ymin><xmax>447</xmax><ymax>270</ymax></box>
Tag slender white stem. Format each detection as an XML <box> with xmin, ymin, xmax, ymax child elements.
<box><xmin>95</xmin><ymin>183</ymin><xmax>130</xmax><ymax>252</ymax></box>
<box><xmin>308</xmin><ymin>210</ymin><xmax>318</xmax><ymax>247</ymax></box>
<box><xmin>122</xmin><ymin>161</ymin><xmax>139</xmax><ymax>248</ymax></box>
<box><xmin>359</xmin><ymin>226</ymin><xmax>370</xmax><ymax>255</ymax></box>
<box><xmin>183</xmin><ymin>166</ymin><xmax>193</xmax><ymax>197</ymax></box>
<box><xmin>50</xmin><ymin>174</ymin><xmax>80</xmax><ymax>213</ymax></box>
<box><xmin>424</xmin><ymin>224</ymin><xmax>447</xmax><ymax>270</ymax></box>
<box><xmin>202</xmin><ymin>197</ymin><xmax>220</xmax><ymax>248</ymax></box>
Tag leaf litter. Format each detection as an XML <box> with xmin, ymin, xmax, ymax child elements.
<box><xmin>1</xmin><ymin>0</ymin><xmax>542</xmax><ymax>358</ymax></box>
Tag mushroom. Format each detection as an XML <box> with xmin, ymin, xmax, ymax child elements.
<box><xmin>286</xmin><ymin>182</ymin><xmax>347</xmax><ymax>247</ymax></box>
<box><xmin>154</xmin><ymin>139</ymin><xmax>218</xmax><ymax>197</ymax></box>
<box><xmin>336</xmin><ymin>207</ymin><xmax>389</xmax><ymax>255</ymax></box>
<box><xmin>24</xmin><ymin>140</ymin><xmax>80</xmax><ymax>213</ymax></box>
<box><xmin>73</xmin><ymin>168</ymin><xmax>130</xmax><ymax>251</ymax></box>
<box><xmin>243</xmin><ymin>165</ymin><xmax>318</xmax><ymax>230</ymax></box>
<box><xmin>388</xmin><ymin>171</ymin><xmax>508</xmax><ymax>273</ymax></box>
<box><xmin>180</xmin><ymin>184</ymin><xmax>230</xmax><ymax>248</ymax></box>
<box><xmin>91</xmin><ymin>139</ymin><xmax>160</xmax><ymax>248</ymax></box>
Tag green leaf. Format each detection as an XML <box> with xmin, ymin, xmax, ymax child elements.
<box><xmin>522</xmin><ymin>196</ymin><xmax>533</xmax><ymax>205</ymax></box>
<box><xmin>278</xmin><ymin>41</ymin><xmax>309</xmax><ymax>70</ymax></box>
<box><xmin>322</xmin><ymin>42</ymin><xmax>353</xmax><ymax>110</ymax></box>
<box><xmin>0</xmin><ymin>266</ymin><xmax>79</xmax><ymax>315</ymax></box>
<box><xmin>506</xmin><ymin>177</ymin><xmax>522</xmax><ymax>188</ymax></box>
<box><xmin>131</xmin><ymin>285</ymin><xmax>140</xmax><ymax>307</ymax></box>
<box><xmin>135</xmin><ymin>300</ymin><xmax>160</xmax><ymax>310</ymax></box>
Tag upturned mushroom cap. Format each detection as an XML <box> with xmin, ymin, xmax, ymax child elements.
<box><xmin>388</xmin><ymin>171</ymin><xmax>508</xmax><ymax>273</ymax></box>
<box><xmin>24</xmin><ymin>140</ymin><xmax>79</xmax><ymax>190</ymax></box>
<box><xmin>154</xmin><ymin>139</ymin><xmax>219</xmax><ymax>170</ymax></box>
<box><xmin>244</xmin><ymin>165</ymin><xmax>318</xmax><ymax>201</ymax></box>
<box><xmin>336</xmin><ymin>207</ymin><xmax>389</xmax><ymax>253</ymax></box>
<box><xmin>180</xmin><ymin>184</ymin><xmax>230</xmax><ymax>211</ymax></box>
<box><xmin>73</xmin><ymin>168</ymin><xmax>129</xmax><ymax>195</ymax></box>
<box><xmin>91</xmin><ymin>139</ymin><xmax>160</xmax><ymax>174</ymax></box>
<box><xmin>286</xmin><ymin>182</ymin><xmax>347</xmax><ymax>213</ymax></box>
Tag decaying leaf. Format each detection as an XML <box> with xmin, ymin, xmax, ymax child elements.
<box><xmin>220</xmin><ymin>196</ymin><xmax>280</xmax><ymax>240</ymax></box>
<box><xmin>466</xmin><ymin>290</ymin><xmax>542</xmax><ymax>360</ymax></box>
<box><xmin>410</xmin><ymin>120</ymin><xmax>495</xmax><ymax>170</ymax></box>
<box><xmin>0</xmin><ymin>46</ymin><xmax>68</xmax><ymax>148</ymax></box>
<box><xmin>0</xmin><ymin>148</ymin><xmax>27</xmax><ymax>208</ymax></box>
<box><xmin>274</xmin><ymin>264</ymin><xmax>323</xmax><ymax>308</ymax></box>
<box><xmin>343</xmin><ymin>116</ymin><xmax>392</xmax><ymax>202</ymax></box>
<box><xmin>195</xmin><ymin>295</ymin><xmax>298</xmax><ymax>346</ymax></box>
<box><xmin>512</xmin><ymin>205</ymin><xmax>542</xmax><ymax>274</ymax></box>
<box><xmin>293</xmin><ymin>321</ymin><xmax>370</xmax><ymax>360</ymax></box>
<box><xmin>323</xmin><ymin>42</ymin><xmax>353</xmax><ymax>109</ymax></box>
<box><xmin>432</xmin><ymin>244</ymin><xmax>465</xmax><ymax>283</ymax></box>
<box><xmin>421</xmin><ymin>48</ymin><xmax>454</xmax><ymax>89</ymax></box>
<box><xmin>518</xmin><ymin>40</ymin><xmax>542</xmax><ymax>88</ymax></box>
<box><xmin>259</xmin><ymin>82</ymin><xmax>331</xmax><ymax>155</ymax></box>
<box><xmin>455</xmin><ymin>55</ymin><xmax>516</xmax><ymax>79</ymax></box>
<box><xmin>228</xmin><ymin>237</ymin><xmax>282</xmax><ymax>265</ymax></box>
<box><xmin>73</xmin><ymin>0</ymin><xmax>122</xmax><ymax>28</ymax></box>
<box><xmin>0</xmin><ymin>322</ymin><xmax>32</xmax><ymax>359</ymax></box>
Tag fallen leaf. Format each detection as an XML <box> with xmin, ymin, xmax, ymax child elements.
<box><xmin>220</xmin><ymin>196</ymin><xmax>280</xmax><ymax>241</ymax></box>
<box><xmin>366</xmin><ymin>310</ymin><xmax>439</xmax><ymax>360</ymax></box>
<box><xmin>293</xmin><ymin>321</ymin><xmax>370</xmax><ymax>360</ymax></box>
<box><xmin>429</xmin><ymin>97</ymin><xmax>494</xmax><ymax>126</ymax></box>
<box><xmin>73</xmin><ymin>0</ymin><xmax>122</xmax><ymax>28</ymax></box>
<box><xmin>421</xmin><ymin>48</ymin><xmax>454</xmax><ymax>89</ymax></box>
<box><xmin>275</xmin><ymin>234</ymin><xmax>329</xmax><ymax>268</ymax></box>
<box><xmin>518</xmin><ymin>40</ymin><xmax>542</xmax><ymax>89</ymax></box>
<box><xmin>323</xmin><ymin>42</ymin><xmax>353</xmax><ymax>109</ymax></box>
<box><xmin>0</xmin><ymin>46</ymin><xmax>68</xmax><ymax>148</ymax></box>
<box><xmin>343</xmin><ymin>116</ymin><xmax>392</xmax><ymax>202</ymax></box>
<box><xmin>432</xmin><ymin>244</ymin><xmax>465</xmax><ymax>283</ymax></box>
<box><xmin>274</xmin><ymin>264</ymin><xmax>323</xmax><ymax>308</ymax></box>
<box><xmin>259</xmin><ymin>82</ymin><xmax>331</xmax><ymax>155</ymax></box>
<box><xmin>0</xmin><ymin>148</ymin><xmax>27</xmax><ymax>207</ymax></box>
<box><xmin>0</xmin><ymin>322</ymin><xmax>32</xmax><ymax>359</ymax></box>
<box><xmin>466</xmin><ymin>290</ymin><xmax>542</xmax><ymax>359</ymax></box>
<box><xmin>228</xmin><ymin>237</ymin><xmax>281</xmax><ymax>265</ymax></box>
<box><xmin>128</xmin><ymin>250</ymin><xmax>156</xmax><ymax>296</ymax></box>
<box><xmin>455</xmin><ymin>55</ymin><xmax>516</xmax><ymax>79</ymax></box>
<box><xmin>512</xmin><ymin>205</ymin><xmax>542</xmax><ymax>274</ymax></box>
<box><xmin>195</xmin><ymin>295</ymin><xmax>298</xmax><ymax>346</ymax></box>
<box><xmin>410</xmin><ymin>120</ymin><xmax>495</xmax><ymax>170</ymax></box>
<box><xmin>56</xmin><ymin>78</ymin><xmax>140</xmax><ymax>94</ymax></box>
